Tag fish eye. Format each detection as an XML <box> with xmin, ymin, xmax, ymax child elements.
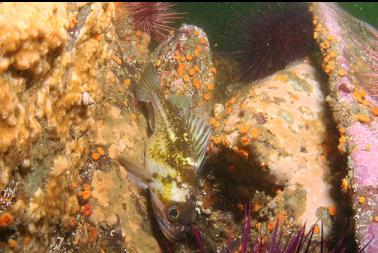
<box><xmin>167</xmin><ymin>206</ymin><xmax>179</xmax><ymax>222</ymax></box>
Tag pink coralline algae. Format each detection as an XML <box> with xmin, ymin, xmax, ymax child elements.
<box><xmin>310</xmin><ymin>2</ymin><xmax>378</xmax><ymax>252</ymax></box>
<box><xmin>348</xmin><ymin>122</ymin><xmax>378</xmax><ymax>186</ymax></box>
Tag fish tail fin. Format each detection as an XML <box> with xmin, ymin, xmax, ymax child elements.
<box><xmin>135</xmin><ymin>63</ymin><xmax>161</xmax><ymax>103</ymax></box>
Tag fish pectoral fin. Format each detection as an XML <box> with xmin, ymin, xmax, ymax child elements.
<box><xmin>167</xmin><ymin>94</ymin><xmax>191</xmax><ymax>114</ymax></box>
<box><xmin>185</xmin><ymin>113</ymin><xmax>212</xmax><ymax>172</ymax></box>
<box><xmin>135</xmin><ymin>63</ymin><xmax>160</xmax><ymax>103</ymax></box>
<box><xmin>118</xmin><ymin>154</ymin><xmax>152</xmax><ymax>189</ymax></box>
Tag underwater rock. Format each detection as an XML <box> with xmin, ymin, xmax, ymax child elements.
<box><xmin>0</xmin><ymin>2</ymin><xmax>162</xmax><ymax>252</ymax></box>
<box><xmin>207</xmin><ymin>59</ymin><xmax>341</xmax><ymax>238</ymax></box>
<box><xmin>0</xmin><ymin>2</ymin><xmax>217</xmax><ymax>251</ymax></box>
<box><xmin>310</xmin><ymin>3</ymin><xmax>378</xmax><ymax>251</ymax></box>
<box><xmin>152</xmin><ymin>23</ymin><xmax>216</xmax><ymax>118</ymax></box>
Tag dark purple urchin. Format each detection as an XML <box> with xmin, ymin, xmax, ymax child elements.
<box><xmin>192</xmin><ymin>204</ymin><xmax>370</xmax><ymax>253</ymax></box>
<box><xmin>230</xmin><ymin>3</ymin><xmax>314</xmax><ymax>82</ymax></box>
<box><xmin>126</xmin><ymin>2</ymin><xmax>183</xmax><ymax>43</ymax></box>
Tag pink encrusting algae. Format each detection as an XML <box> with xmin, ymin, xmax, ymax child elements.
<box><xmin>310</xmin><ymin>3</ymin><xmax>378</xmax><ymax>252</ymax></box>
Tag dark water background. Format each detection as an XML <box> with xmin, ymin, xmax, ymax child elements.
<box><xmin>175</xmin><ymin>2</ymin><xmax>378</xmax><ymax>51</ymax></box>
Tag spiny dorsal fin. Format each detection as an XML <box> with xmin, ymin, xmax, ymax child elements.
<box><xmin>135</xmin><ymin>63</ymin><xmax>160</xmax><ymax>103</ymax></box>
<box><xmin>167</xmin><ymin>94</ymin><xmax>191</xmax><ymax>114</ymax></box>
<box><xmin>186</xmin><ymin>113</ymin><xmax>212</xmax><ymax>171</ymax></box>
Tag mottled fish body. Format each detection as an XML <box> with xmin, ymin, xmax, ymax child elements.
<box><xmin>119</xmin><ymin>63</ymin><xmax>211</xmax><ymax>241</ymax></box>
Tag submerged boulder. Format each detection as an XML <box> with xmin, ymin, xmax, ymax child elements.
<box><xmin>310</xmin><ymin>3</ymin><xmax>378</xmax><ymax>252</ymax></box>
<box><xmin>0</xmin><ymin>2</ymin><xmax>158</xmax><ymax>252</ymax></box>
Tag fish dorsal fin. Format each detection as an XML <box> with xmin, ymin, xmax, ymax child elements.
<box><xmin>135</xmin><ymin>63</ymin><xmax>160</xmax><ymax>103</ymax></box>
<box><xmin>167</xmin><ymin>94</ymin><xmax>191</xmax><ymax>114</ymax></box>
<box><xmin>185</xmin><ymin>113</ymin><xmax>212</xmax><ymax>171</ymax></box>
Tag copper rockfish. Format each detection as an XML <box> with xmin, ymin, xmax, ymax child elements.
<box><xmin>119</xmin><ymin>63</ymin><xmax>212</xmax><ymax>241</ymax></box>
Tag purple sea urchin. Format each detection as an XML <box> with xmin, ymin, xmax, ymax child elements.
<box><xmin>230</xmin><ymin>3</ymin><xmax>314</xmax><ymax>82</ymax></box>
<box><xmin>126</xmin><ymin>2</ymin><xmax>182</xmax><ymax>42</ymax></box>
<box><xmin>192</xmin><ymin>203</ymin><xmax>366</xmax><ymax>253</ymax></box>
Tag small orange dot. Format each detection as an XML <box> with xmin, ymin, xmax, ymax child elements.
<box><xmin>207</xmin><ymin>83</ymin><xmax>215</xmax><ymax>90</ymax></box>
<box><xmin>358</xmin><ymin>196</ymin><xmax>366</xmax><ymax>204</ymax></box>
<box><xmin>211</xmin><ymin>136</ymin><xmax>221</xmax><ymax>144</ymax></box>
<box><xmin>69</xmin><ymin>217</ymin><xmax>76</xmax><ymax>226</ymax></box>
<box><xmin>81</xmin><ymin>190</ymin><xmax>91</xmax><ymax>200</ymax></box>
<box><xmin>194</xmin><ymin>30</ymin><xmax>200</xmax><ymax>36</ymax></box>
<box><xmin>208</xmin><ymin>118</ymin><xmax>220</xmax><ymax>128</ymax></box>
<box><xmin>174</xmin><ymin>54</ymin><xmax>181</xmax><ymax>60</ymax></box>
<box><xmin>211</xmin><ymin>67</ymin><xmax>217</xmax><ymax>74</ymax></box>
<box><xmin>194</xmin><ymin>65</ymin><xmax>200</xmax><ymax>72</ymax></box>
<box><xmin>313</xmin><ymin>225</ymin><xmax>320</xmax><ymax>234</ymax></box>
<box><xmin>177</xmin><ymin>65</ymin><xmax>185</xmax><ymax>76</ymax></box>
<box><xmin>374</xmin><ymin>216</ymin><xmax>378</xmax><ymax>222</ymax></box>
<box><xmin>193</xmin><ymin>78</ymin><xmax>201</xmax><ymax>89</ymax></box>
<box><xmin>203</xmin><ymin>93</ymin><xmax>211</xmax><ymax>101</ymax></box>
<box><xmin>341</xmin><ymin>178</ymin><xmax>348</xmax><ymax>192</ymax></box>
<box><xmin>186</xmin><ymin>54</ymin><xmax>193</xmax><ymax>61</ymax></box>
<box><xmin>267</xmin><ymin>222</ymin><xmax>274</xmax><ymax>231</ymax></box>
<box><xmin>327</xmin><ymin>34</ymin><xmax>335</xmax><ymax>42</ymax></box>
<box><xmin>8</xmin><ymin>239</ymin><xmax>17</xmax><ymax>249</ymax></box>
<box><xmin>97</xmin><ymin>147</ymin><xmax>105</xmax><ymax>155</ymax></box>
<box><xmin>189</xmin><ymin>68</ymin><xmax>196</xmax><ymax>76</ymax></box>
<box><xmin>95</xmin><ymin>34</ymin><xmax>103</xmax><ymax>41</ymax></box>
<box><xmin>356</xmin><ymin>114</ymin><xmax>371</xmax><ymax>123</ymax></box>
<box><xmin>227</xmin><ymin>97</ymin><xmax>236</xmax><ymax>105</ymax></box>
<box><xmin>240</xmin><ymin>136</ymin><xmax>251</xmax><ymax>146</ymax></box>
<box><xmin>329</xmin><ymin>50</ymin><xmax>337</xmax><ymax>58</ymax></box>
<box><xmin>124</xmin><ymin>79</ymin><xmax>131</xmax><ymax>86</ymax></box>
<box><xmin>194</xmin><ymin>48</ymin><xmax>201</xmax><ymax>57</ymax></box>
<box><xmin>180</xmin><ymin>56</ymin><xmax>186</xmax><ymax>62</ymax></box>
<box><xmin>82</xmin><ymin>204</ymin><xmax>93</xmax><ymax>216</ymax></box>
<box><xmin>183</xmin><ymin>75</ymin><xmax>190</xmax><ymax>82</ymax></box>
<box><xmin>339</xmin><ymin>127</ymin><xmax>346</xmax><ymax>134</ymax></box>
<box><xmin>251</xmin><ymin>128</ymin><xmax>259</xmax><ymax>139</ymax></box>
<box><xmin>321</xmin><ymin>41</ymin><xmax>330</xmax><ymax>49</ymax></box>
<box><xmin>328</xmin><ymin>206</ymin><xmax>336</xmax><ymax>216</ymax></box>
<box><xmin>371</xmin><ymin>107</ymin><xmax>378</xmax><ymax>116</ymax></box>
<box><xmin>338</xmin><ymin>68</ymin><xmax>347</xmax><ymax>77</ymax></box>
<box><xmin>200</xmin><ymin>37</ymin><xmax>206</xmax><ymax>45</ymax></box>
<box><xmin>91</xmin><ymin>152</ymin><xmax>101</xmax><ymax>161</ymax></box>
<box><xmin>238</xmin><ymin>149</ymin><xmax>249</xmax><ymax>159</ymax></box>
<box><xmin>113</xmin><ymin>55</ymin><xmax>122</xmax><ymax>65</ymax></box>
<box><xmin>238</xmin><ymin>123</ymin><xmax>249</xmax><ymax>134</ymax></box>
<box><xmin>0</xmin><ymin>213</ymin><xmax>13</xmax><ymax>227</ymax></box>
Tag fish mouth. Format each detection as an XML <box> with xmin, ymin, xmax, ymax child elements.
<box><xmin>156</xmin><ymin>215</ymin><xmax>186</xmax><ymax>241</ymax></box>
<box><xmin>150</xmin><ymin>192</ymin><xmax>189</xmax><ymax>241</ymax></box>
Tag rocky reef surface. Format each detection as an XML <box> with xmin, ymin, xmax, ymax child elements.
<box><xmin>0</xmin><ymin>2</ymin><xmax>158</xmax><ymax>252</ymax></box>
<box><xmin>0</xmin><ymin>2</ymin><xmax>376</xmax><ymax>253</ymax></box>
<box><xmin>310</xmin><ymin>3</ymin><xmax>378</xmax><ymax>252</ymax></box>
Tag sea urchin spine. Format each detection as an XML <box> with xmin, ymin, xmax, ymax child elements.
<box><xmin>230</xmin><ymin>3</ymin><xmax>314</xmax><ymax>82</ymax></box>
<box><xmin>126</xmin><ymin>2</ymin><xmax>182</xmax><ymax>43</ymax></box>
